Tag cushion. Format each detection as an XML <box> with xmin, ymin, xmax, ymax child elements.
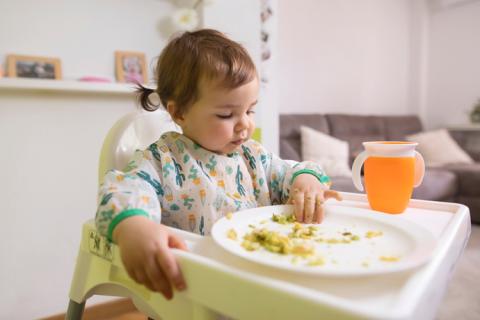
<box><xmin>412</xmin><ymin>168</ymin><xmax>458</xmax><ymax>201</ymax></box>
<box><xmin>279</xmin><ymin>114</ymin><xmax>329</xmax><ymax>161</ymax></box>
<box><xmin>384</xmin><ymin>115</ymin><xmax>423</xmax><ymax>141</ymax></box>
<box><xmin>280</xmin><ymin>139</ymin><xmax>301</xmax><ymax>162</ymax></box>
<box><xmin>325</xmin><ymin>114</ymin><xmax>386</xmax><ymax>165</ymax></box>
<box><xmin>442</xmin><ymin>163</ymin><xmax>480</xmax><ymax>196</ymax></box>
<box><xmin>406</xmin><ymin>129</ymin><xmax>474</xmax><ymax>167</ymax></box>
<box><xmin>300</xmin><ymin>126</ymin><xmax>352</xmax><ymax>177</ymax></box>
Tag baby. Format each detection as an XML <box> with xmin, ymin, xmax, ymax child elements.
<box><xmin>95</xmin><ymin>29</ymin><xmax>341</xmax><ymax>300</ymax></box>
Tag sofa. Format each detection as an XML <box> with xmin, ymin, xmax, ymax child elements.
<box><xmin>279</xmin><ymin>113</ymin><xmax>480</xmax><ymax>224</ymax></box>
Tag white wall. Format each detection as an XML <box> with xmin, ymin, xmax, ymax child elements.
<box><xmin>0</xmin><ymin>0</ymin><xmax>174</xmax><ymax>81</ymax></box>
<box><xmin>424</xmin><ymin>0</ymin><xmax>480</xmax><ymax>128</ymax></box>
<box><xmin>0</xmin><ymin>1</ymin><xmax>170</xmax><ymax>318</ymax></box>
<box><xmin>277</xmin><ymin>0</ymin><xmax>413</xmax><ymax>115</ymax></box>
<box><xmin>0</xmin><ymin>92</ymin><xmax>135</xmax><ymax>319</ymax></box>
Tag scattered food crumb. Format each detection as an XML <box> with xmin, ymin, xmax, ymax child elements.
<box><xmin>366</xmin><ymin>231</ymin><xmax>383</xmax><ymax>238</ymax></box>
<box><xmin>307</xmin><ymin>256</ymin><xmax>325</xmax><ymax>266</ymax></box>
<box><xmin>227</xmin><ymin>228</ymin><xmax>237</xmax><ymax>240</ymax></box>
<box><xmin>271</xmin><ymin>213</ymin><xmax>296</xmax><ymax>224</ymax></box>
<box><xmin>379</xmin><ymin>256</ymin><xmax>400</xmax><ymax>262</ymax></box>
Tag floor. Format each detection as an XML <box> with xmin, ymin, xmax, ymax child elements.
<box><xmin>105</xmin><ymin>312</ymin><xmax>145</xmax><ymax>320</ymax></box>
<box><xmin>437</xmin><ymin>224</ymin><xmax>480</xmax><ymax>320</ymax></box>
<box><xmin>107</xmin><ymin>226</ymin><xmax>480</xmax><ymax>320</ymax></box>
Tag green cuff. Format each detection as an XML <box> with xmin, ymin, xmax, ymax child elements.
<box><xmin>290</xmin><ymin>169</ymin><xmax>331</xmax><ymax>186</ymax></box>
<box><xmin>107</xmin><ymin>209</ymin><xmax>149</xmax><ymax>242</ymax></box>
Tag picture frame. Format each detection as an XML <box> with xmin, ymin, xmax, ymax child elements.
<box><xmin>115</xmin><ymin>51</ymin><xmax>148</xmax><ymax>84</ymax></box>
<box><xmin>7</xmin><ymin>54</ymin><xmax>62</xmax><ymax>80</ymax></box>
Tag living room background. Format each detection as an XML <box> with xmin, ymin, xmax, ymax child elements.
<box><xmin>0</xmin><ymin>0</ymin><xmax>479</xmax><ymax>319</ymax></box>
<box><xmin>278</xmin><ymin>0</ymin><xmax>480</xmax><ymax>130</ymax></box>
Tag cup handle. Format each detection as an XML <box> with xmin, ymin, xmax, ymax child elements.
<box><xmin>352</xmin><ymin>150</ymin><xmax>368</xmax><ymax>191</ymax></box>
<box><xmin>413</xmin><ymin>151</ymin><xmax>425</xmax><ymax>188</ymax></box>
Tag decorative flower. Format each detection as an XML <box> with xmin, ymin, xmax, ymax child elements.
<box><xmin>171</xmin><ymin>7</ymin><xmax>199</xmax><ymax>31</ymax></box>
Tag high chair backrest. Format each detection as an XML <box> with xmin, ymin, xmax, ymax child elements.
<box><xmin>98</xmin><ymin>110</ymin><xmax>181</xmax><ymax>184</ymax></box>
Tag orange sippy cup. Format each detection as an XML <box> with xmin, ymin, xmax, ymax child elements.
<box><xmin>352</xmin><ymin>141</ymin><xmax>425</xmax><ymax>214</ymax></box>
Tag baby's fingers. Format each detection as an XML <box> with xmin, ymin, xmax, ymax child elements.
<box><xmin>291</xmin><ymin>189</ymin><xmax>305</xmax><ymax>222</ymax></box>
<box><xmin>324</xmin><ymin>190</ymin><xmax>342</xmax><ymax>201</ymax></box>
<box><xmin>314</xmin><ymin>195</ymin><xmax>325</xmax><ymax>223</ymax></box>
<box><xmin>155</xmin><ymin>244</ymin><xmax>186</xmax><ymax>293</ymax></box>
<box><xmin>145</xmin><ymin>258</ymin><xmax>173</xmax><ymax>299</ymax></box>
<box><xmin>134</xmin><ymin>269</ymin><xmax>157</xmax><ymax>293</ymax></box>
<box><xmin>303</xmin><ymin>193</ymin><xmax>316</xmax><ymax>223</ymax></box>
<box><xmin>168</xmin><ymin>233</ymin><xmax>188</xmax><ymax>251</ymax></box>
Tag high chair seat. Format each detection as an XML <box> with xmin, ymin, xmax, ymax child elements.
<box><xmin>97</xmin><ymin>109</ymin><xmax>181</xmax><ymax>184</ymax></box>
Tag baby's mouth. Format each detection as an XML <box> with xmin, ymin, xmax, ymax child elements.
<box><xmin>231</xmin><ymin>139</ymin><xmax>245</xmax><ymax>146</ymax></box>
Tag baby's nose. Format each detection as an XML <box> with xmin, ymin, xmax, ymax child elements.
<box><xmin>235</xmin><ymin>115</ymin><xmax>250</xmax><ymax>131</ymax></box>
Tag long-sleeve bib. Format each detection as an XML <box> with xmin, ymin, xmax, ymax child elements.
<box><xmin>96</xmin><ymin>132</ymin><xmax>330</xmax><ymax>240</ymax></box>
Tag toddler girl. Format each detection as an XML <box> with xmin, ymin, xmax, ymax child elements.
<box><xmin>95</xmin><ymin>29</ymin><xmax>341</xmax><ymax>301</ymax></box>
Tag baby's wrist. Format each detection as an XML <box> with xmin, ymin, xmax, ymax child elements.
<box><xmin>291</xmin><ymin>170</ymin><xmax>331</xmax><ymax>188</ymax></box>
<box><xmin>112</xmin><ymin>214</ymin><xmax>151</xmax><ymax>244</ymax></box>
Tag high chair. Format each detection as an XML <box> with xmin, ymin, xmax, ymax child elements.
<box><xmin>66</xmin><ymin>110</ymin><xmax>471</xmax><ymax>320</ymax></box>
<box><xmin>66</xmin><ymin>110</ymin><xmax>217</xmax><ymax>319</ymax></box>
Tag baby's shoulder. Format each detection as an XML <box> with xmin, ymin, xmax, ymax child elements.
<box><xmin>144</xmin><ymin>131</ymin><xmax>184</xmax><ymax>157</ymax></box>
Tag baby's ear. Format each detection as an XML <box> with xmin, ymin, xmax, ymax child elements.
<box><xmin>167</xmin><ymin>102</ymin><xmax>183</xmax><ymax>124</ymax></box>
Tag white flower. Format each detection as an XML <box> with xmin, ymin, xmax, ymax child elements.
<box><xmin>172</xmin><ymin>8</ymin><xmax>199</xmax><ymax>31</ymax></box>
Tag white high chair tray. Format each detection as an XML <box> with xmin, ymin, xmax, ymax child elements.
<box><xmin>171</xmin><ymin>192</ymin><xmax>471</xmax><ymax>320</ymax></box>
<box><xmin>77</xmin><ymin>192</ymin><xmax>470</xmax><ymax>320</ymax></box>
<box><xmin>211</xmin><ymin>204</ymin><xmax>437</xmax><ymax>277</ymax></box>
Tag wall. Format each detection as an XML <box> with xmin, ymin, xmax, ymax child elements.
<box><xmin>424</xmin><ymin>0</ymin><xmax>480</xmax><ymax>128</ymax></box>
<box><xmin>0</xmin><ymin>0</ymin><xmax>262</xmax><ymax>318</ymax></box>
<box><xmin>277</xmin><ymin>0</ymin><xmax>413</xmax><ymax>115</ymax></box>
<box><xmin>0</xmin><ymin>1</ymin><xmax>168</xmax><ymax>318</ymax></box>
<box><xmin>0</xmin><ymin>0</ymin><xmax>174</xmax><ymax>82</ymax></box>
<box><xmin>0</xmin><ymin>92</ymin><xmax>134</xmax><ymax>319</ymax></box>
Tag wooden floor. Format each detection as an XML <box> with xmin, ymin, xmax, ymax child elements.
<box><xmin>105</xmin><ymin>311</ymin><xmax>146</xmax><ymax>320</ymax></box>
<box><xmin>43</xmin><ymin>299</ymin><xmax>147</xmax><ymax>320</ymax></box>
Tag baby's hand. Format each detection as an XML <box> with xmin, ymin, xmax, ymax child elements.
<box><xmin>113</xmin><ymin>216</ymin><xmax>187</xmax><ymax>300</ymax></box>
<box><xmin>287</xmin><ymin>174</ymin><xmax>342</xmax><ymax>223</ymax></box>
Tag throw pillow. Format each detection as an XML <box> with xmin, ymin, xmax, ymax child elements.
<box><xmin>300</xmin><ymin>126</ymin><xmax>352</xmax><ymax>177</ymax></box>
<box><xmin>406</xmin><ymin>129</ymin><xmax>473</xmax><ymax>167</ymax></box>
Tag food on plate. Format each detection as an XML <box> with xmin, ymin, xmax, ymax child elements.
<box><xmin>379</xmin><ymin>256</ymin><xmax>400</xmax><ymax>262</ymax></box>
<box><xmin>366</xmin><ymin>230</ymin><xmax>383</xmax><ymax>238</ymax></box>
<box><xmin>227</xmin><ymin>228</ymin><xmax>237</xmax><ymax>240</ymax></box>
<box><xmin>271</xmin><ymin>213</ymin><xmax>296</xmax><ymax>224</ymax></box>
<box><xmin>241</xmin><ymin>228</ymin><xmax>315</xmax><ymax>257</ymax></box>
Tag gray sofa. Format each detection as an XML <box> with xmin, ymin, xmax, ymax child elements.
<box><xmin>279</xmin><ymin>113</ymin><xmax>480</xmax><ymax>224</ymax></box>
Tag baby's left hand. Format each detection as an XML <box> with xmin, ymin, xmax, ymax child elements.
<box><xmin>287</xmin><ymin>174</ymin><xmax>342</xmax><ymax>223</ymax></box>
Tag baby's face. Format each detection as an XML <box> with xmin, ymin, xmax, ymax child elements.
<box><xmin>177</xmin><ymin>77</ymin><xmax>259</xmax><ymax>155</ymax></box>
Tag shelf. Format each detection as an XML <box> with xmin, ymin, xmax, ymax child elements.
<box><xmin>0</xmin><ymin>78</ymin><xmax>138</xmax><ymax>95</ymax></box>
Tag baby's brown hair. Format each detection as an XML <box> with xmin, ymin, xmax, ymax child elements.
<box><xmin>138</xmin><ymin>29</ymin><xmax>257</xmax><ymax>116</ymax></box>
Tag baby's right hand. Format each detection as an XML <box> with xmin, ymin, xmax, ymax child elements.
<box><xmin>113</xmin><ymin>215</ymin><xmax>187</xmax><ymax>300</ymax></box>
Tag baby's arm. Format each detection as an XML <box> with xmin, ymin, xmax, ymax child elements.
<box><xmin>95</xmin><ymin>148</ymin><xmax>186</xmax><ymax>299</ymax></box>
<box><xmin>113</xmin><ymin>215</ymin><xmax>186</xmax><ymax>299</ymax></box>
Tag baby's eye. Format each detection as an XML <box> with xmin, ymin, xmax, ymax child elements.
<box><xmin>247</xmin><ymin>109</ymin><xmax>256</xmax><ymax>115</ymax></box>
<box><xmin>216</xmin><ymin>114</ymin><xmax>233</xmax><ymax>119</ymax></box>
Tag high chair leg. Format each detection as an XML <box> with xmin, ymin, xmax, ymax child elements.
<box><xmin>65</xmin><ymin>300</ymin><xmax>85</xmax><ymax>320</ymax></box>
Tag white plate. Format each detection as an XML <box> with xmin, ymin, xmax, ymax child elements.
<box><xmin>211</xmin><ymin>204</ymin><xmax>437</xmax><ymax>276</ymax></box>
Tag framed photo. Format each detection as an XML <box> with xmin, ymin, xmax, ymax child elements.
<box><xmin>7</xmin><ymin>55</ymin><xmax>62</xmax><ymax>79</ymax></box>
<box><xmin>115</xmin><ymin>51</ymin><xmax>147</xmax><ymax>84</ymax></box>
